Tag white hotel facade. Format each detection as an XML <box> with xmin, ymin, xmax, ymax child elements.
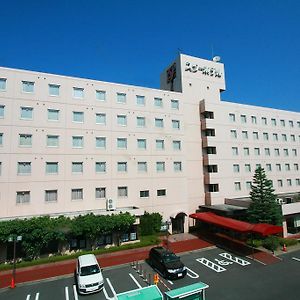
<box><xmin>0</xmin><ymin>54</ymin><xmax>299</xmax><ymax>237</ymax></box>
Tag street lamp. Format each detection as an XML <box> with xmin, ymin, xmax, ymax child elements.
<box><xmin>165</xmin><ymin>220</ymin><xmax>172</xmax><ymax>249</ymax></box>
<box><xmin>8</xmin><ymin>235</ymin><xmax>22</xmax><ymax>288</ymax></box>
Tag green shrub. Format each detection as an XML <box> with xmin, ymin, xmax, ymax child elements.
<box><xmin>246</xmin><ymin>239</ymin><xmax>263</xmax><ymax>248</ymax></box>
<box><xmin>139</xmin><ymin>212</ymin><xmax>162</xmax><ymax>236</ymax></box>
<box><xmin>262</xmin><ymin>236</ymin><xmax>280</xmax><ymax>251</ymax></box>
<box><xmin>278</xmin><ymin>238</ymin><xmax>298</xmax><ymax>247</ymax></box>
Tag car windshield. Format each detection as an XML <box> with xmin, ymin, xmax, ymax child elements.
<box><xmin>80</xmin><ymin>264</ymin><xmax>100</xmax><ymax>276</ymax></box>
<box><xmin>162</xmin><ymin>252</ymin><xmax>179</xmax><ymax>263</ymax></box>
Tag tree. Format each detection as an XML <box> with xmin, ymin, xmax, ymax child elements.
<box><xmin>140</xmin><ymin>212</ymin><xmax>162</xmax><ymax>236</ymax></box>
<box><xmin>247</xmin><ymin>167</ymin><xmax>282</xmax><ymax>225</ymax></box>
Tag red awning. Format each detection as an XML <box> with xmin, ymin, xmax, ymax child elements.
<box><xmin>189</xmin><ymin>212</ymin><xmax>252</xmax><ymax>233</ymax></box>
<box><xmin>189</xmin><ymin>212</ymin><xmax>283</xmax><ymax>236</ymax></box>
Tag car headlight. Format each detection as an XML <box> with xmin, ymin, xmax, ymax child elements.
<box><xmin>167</xmin><ymin>269</ymin><xmax>177</xmax><ymax>273</ymax></box>
<box><xmin>182</xmin><ymin>266</ymin><xmax>187</xmax><ymax>271</ymax></box>
<box><xmin>79</xmin><ymin>283</ymin><xmax>86</xmax><ymax>289</ymax></box>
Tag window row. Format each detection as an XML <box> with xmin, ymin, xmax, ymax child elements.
<box><xmin>229</xmin><ymin>112</ymin><xmax>300</xmax><ymax>128</ymax></box>
<box><xmin>15</xmin><ymin>187</ymin><xmax>167</xmax><ymax>204</ymax></box>
<box><xmin>10</xmin><ymin>161</ymin><xmax>183</xmax><ymax>175</ymax></box>
<box><xmin>230</xmin><ymin>129</ymin><xmax>300</xmax><ymax>142</ymax></box>
<box><xmin>0</xmin><ymin>134</ymin><xmax>182</xmax><ymax>151</ymax></box>
<box><xmin>231</xmin><ymin>146</ymin><xmax>298</xmax><ymax>157</ymax></box>
<box><xmin>233</xmin><ymin>163</ymin><xmax>299</xmax><ymax>173</ymax></box>
<box><xmin>0</xmin><ymin>78</ymin><xmax>179</xmax><ymax>109</ymax></box>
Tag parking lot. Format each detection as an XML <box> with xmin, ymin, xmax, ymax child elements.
<box><xmin>1</xmin><ymin>247</ymin><xmax>300</xmax><ymax>300</ymax></box>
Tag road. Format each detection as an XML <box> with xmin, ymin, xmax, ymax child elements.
<box><xmin>1</xmin><ymin>247</ymin><xmax>300</xmax><ymax>300</ymax></box>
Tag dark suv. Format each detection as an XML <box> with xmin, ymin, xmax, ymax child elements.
<box><xmin>148</xmin><ymin>246</ymin><xmax>187</xmax><ymax>279</ymax></box>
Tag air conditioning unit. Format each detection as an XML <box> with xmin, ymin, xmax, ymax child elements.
<box><xmin>106</xmin><ymin>198</ymin><xmax>116</xmax><ymax>211</ymax></box>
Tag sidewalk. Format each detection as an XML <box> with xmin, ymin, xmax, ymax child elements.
<box><xmin>0</xmin><ymin>234</ymin><xmax>213</xmax><ymax>289</ymax></box>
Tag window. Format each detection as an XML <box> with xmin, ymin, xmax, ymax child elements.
<box><xmin>174</xmin><ymin>161</ymin><xmax>182</xmax><ymax>172</ymax></box>
<box><xmin>117</xmin><ymin>93</ymin><xmax>126</xmax><ymax>103</ymax></box>
<box><xmin>297</xmin><ymin>121</ymin><xmax>300</xmax><ymax>128</ymax></box>
<box><xmin>208</xmin><ymin>184</ymin><xmax>219</xmax><ymax>192</ymax></box>
<box><xmin>289</xmin><ymin>120</ymin><xmax>294</xmax><ymax>128</ymax></box>
<box><xmin>47</xmin><ymin>135</ymin><xmax>59</xmax><ymax>147</ymax></box>
<box><xmin>245</xmin><ymin>164</ymin><xmax>251</xmax><ymax>172</ymax></box>
<box><xmin>156</xmin><ymin>139</ymin><xmax>164</xmax><ymax>150</ymax></box>
<box><xmin>45</xmin><ymin>190</ymin><xmax>58</xmax><ymax>202</ymax></box>
<box><xmin>137</xmin><ymin>116</ymin><xmax>146</xmax><ymax>127</ymax></box>
<box><xmin>16</xmin><ymin>191</ymin><xmax>30</xmax><ymax>204</ymax></box>
<box><xmin>204</xmin><ymin>129</ymin><xmax>215</xmax><ymax>136</ymax></box>
<box><xmin>0</xmin><ymin>78</ymin><xmax>7</xmax><ymax>90</ymax></box>
<box><xmin>0</xmin><ymin>162</ymin><xmax>1</xmax><ymax>175</ymax></box>
<box><xmin>137</xmin><ymin>139</ymin><xmax>146</xmax><ymax>149</ymax></box>
<box><xmin>235</xmin><ymin>182</ymin><xmax>241</xmax><ymax>191</ymax></box>
<box><xmin>96</xmin><ymin>137</ymin><xmax>106</xmax><ymax>149</ymax></box>
<box><xmin>96</xmin><ymin>162</ymin><xmax>106</xmax><ymax>173</ymax></box>
<box><xmin>256</xmin><ymin>164</ymin><xmax>261</xmax><ymax>169</ymax></box>
<box><xmin>157</xmin><ymin>189</ymin><xmax>166</xmax><ymax>196</ymax></box>
<box><xmin>246</xmin><ymin>181</ymin><xmax>252</xmax><ymax>190</ymax></box>
<box><xmin>203</xmin><ymin>111</ymin><xmax>214</xmax><ymax>119</ymax></box>
<box><xmin>0</xmin><ymin>133</ymin><xmax>2</xmax><ymax>146</ymax></box>
<box><xmin>19</xmin><ymin>134</ymin><xmax>32</xmax><ymax>147</ymax></box>
<box><xmin>241</xmin><ymin>115</ymin><xmax>247</xmax><ymax>123</ymax></box>
<box><xmin>136</xmin><ymin>95</ymin><xmax>145</xmax><ymax>106</ymax></box>
<box><xmin>263</xmin><ymin>133</ymin><xmax>269</xmax><ymax>141</ymax></box>
<box><xmin>173</xmin><ymin>140</ymin><xmax>181</xmax><ymax>151</ymax></box>
<box><xmin>95</xmin><ymin>187</ymin><xmax>106</xmax><ymax>198</ymax></box>
<box><xmin>287</xmin><ymin>179</ymin><xmax>292</xmax><ymax>186</ymax></box>
<box><xmin>292</xmin><ymin>149</ymin><xmax>297</xmax><ymax>156</ymax></box>
<box><xmin>291</xmin><ymin>134</ymin><xmax>296</xmax><ymax>142</ymax></box>
<box><xmin>254</xmin><ymin>148</ymin><xmax>260</xmax><ymax>156</ymax></box>
<box><xmin>253</xmin><ymin>132</ymin><xmax>259</xmax><ymax>140</ymax></box>
<box><xmin>232</xmin><ymin>147</ymin><xmax>238</xmax><ymax>156</ymax></box>
<box><xmin>118</xmin><ymin>186</ymin><xmax>128</xmax><ymax>197</ymax></box>
<box><xmin>73</xmin><ymin>87</ymin><xmax>84</xmax><ymax>98</ymax></box>
<box><xmin>243</xmin><ymin>147</ymin><xmax>250</xmax><ymax>156</ymax></box>
<box><xmin>231</xmin><ymin>130</ymin><xmax>237</xmax><ymax>139</ymax></box>
<box><xmin>242</xmin><ymin>131</ymin><xmax>248</xmax><ymax>139</ymax></box>
<box><xmin>233</xmin><ymin>164</ymin><xmax>240</xmax><ymax>173</ymax></box>
<box><xmin>156</xmin><ymin>162</ymin><xmax>165</xmax><ymax>172</ymax></box>
<box><xmin>20</xmin><ymin>107</ymin><xmax>33</xmax><ymax>119</ymax></box>
<box><xmin>271</xmin><ymin>118</ymin><xmax>277</xmax><ymax>126</ymax></box>
<box><xmin>0</xmin><ymin>105</ymin><xmax>4</xmax><ymax>118</ymax></box>
<box><xmin>17</xmin><ymin>162</ymin><xmax>31</xmax><ymax>174</ymax></box>
<box><xmin>140</xmin><ymin>190</ymin><xmax>149</xmax><ymax>198</ymax></box>
<box><xmin>96</xmin><ymin>90</ymin><xmax>106</xmax><ymax>101</ymax></box>
<box><xmin>117</xmin><ymin>162</ymin><xmax>127</xmax><ymax>172</ymax></box>
<box><xmin>274</xmin><ymin>148</ymin><xmax>280</xmax><ymax>156</ymax></box>
<box><xmin>117</xmin><ymin>115</ymin><xmax>127</xmax><ymax>126</ymax></box>
<box><xmin>266</xmin><ymin>164</ymin><xmax>272</xmax><ymax>171</ymax></box>
<box><xmin>71</xmin><ymin>188</ymin><xmax>83</xmax><ymax>200</ymax></box>
<box><xmin>49</xmin><ymin>84</ymin><xmax>60</xmax><ymax>96</ymax></box>
<box><xmin>155</xmin><ymin>118</ymin><xmax>164</xmax><ymax>128</ymax></box>
<box><xmin>73</xmin><ymin>111</ymin><xmax>84</xmax><ymax>123</ymax></box>
<box><xmin>72</xmin><ymin>162</ymin><xmax>83</xmax><ymax>173</ymax></box>
<box><xmin>261</xmin><ymin>117</ymin><xmax>267</xmax><ymax>125</ymax></box>
<box><xmin>294</xmin><ymin>163</ymin><xmax>299</xmax><ymax>171</ymax></box>
<box><xmin>22</xmin><ymin>81</ymin><xmax>34</xmax><ymax>93</ymax></box>
<box><xmin>171</xmin><ymin>99</ymin><xmax>179</xmax><ymax>110</ymax></box>
<box><xmin>48</xmin><ymin>109</ymin><xmax>59</xmax><ymax>121</ymax></box>
<box><xmin>207</xmin><ymin>165</ymin><xmax>218</xmax><ymax>173</ymax></box>
<box><xmin>96</xmin><ymin>113</ymin><xmax>106</xmax><ymax>125</ymax></box>
<box><xmin>117</xmin><ymin>138</ymin><xmax>127</xmax><ymax>149</ymax></box>
<box><xmin>296</xmin><ymin>179</ymin><xmax>300</xmax><ymax>186</ymax></box>
<box><xmin>154</xmin><ymin>97</ymin><xmax>163</xmax><ymax>108</ymax></box>
<box><xmin>206</xmin><ymin>146</ymin><xmax>217</xmax><ymax>154</ymax></box>
<box><xmin>283</xmin><ymin>148</ymin><xmax>289</xmax><ymax>156</ymax></box>
<box><xmin>138</xmin><ymin>162</ymin><xmax>147</xmax><ymax>172</ymax></box>
<box><xmin>46</xmin><ymin>162</ymin><xmax>58</xmax><ymax>174</ymax></box>
<box><xmin>285</xmin><ymin>163</ymin><xmax>290</xmax><ymax>171</ymax></box>
<box><xmin>273</xmin><ymin>133</ymin><xmax>278</xmax><ymax>141</ymax></box>
<box><xmin>282</xmin><ymin>134</ymin><xmax>287</xmax><ymax>142</ymax></box>
<box><xmin>72</xmin><ymin>136</ymin><xmax>83</xmax><ymax>148</ymax></box>
<box><xmin>251</xmin><ymin>116</ymin><xmax>257</xmax><ymax>124</ymax></box>
<box><xmin>229</xmin><ymin>113</ymin><xmax>235</xmax><ymax>122</ymax></box>
<box><xmin>277</xmin><ymin>180</ymin><xmax>283</xmax><ymax>187</ymax></box>
<box><xmin>265</xmin><ymin>148</ymin><xmax>270</xmax><ymax>156</ymax></box>
<box><xmin>172</xmin><ymin>120</ymin><xmax>180</xmax><ymax>130</ymax></box>
<box><xmin>280</xmin><ymin>119</ymin><xmax>285</xmax><ymax>127</ymax></box>
<box><xmin>276</xmin><ymin>164</ymin><xmax>281</xmax><ymax>171</ymax></box>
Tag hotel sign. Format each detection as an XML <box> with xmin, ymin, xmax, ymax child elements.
<box><xmin>185</xmin><ymin>62</ymin><xmax>222</xmax><ymax>78</ymax></box>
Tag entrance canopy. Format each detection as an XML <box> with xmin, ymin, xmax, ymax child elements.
<box><xmin>189</xmin><ymin>212</ymin><xmax>282</xmax><ymax>236</ymax></box>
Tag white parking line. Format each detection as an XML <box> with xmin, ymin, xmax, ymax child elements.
<box><xmin>186</xmin><ymin>267</ymin><xmax>199</xmax><ymax>278</ymax></box>
<box><xmin>65</xmin><ymin>286</ymin><xmax>69</xmax><ymax>300</ymax></box>
<box><xmin>129</xmin><ymin>273</ymin><xmax>142</xmax><ymax>288</ymax></box>
<box><xmin>196</xmin><ymin>258</ymin><xmax>226</xmax><ymax>273</ymax></box>
<box><xmin>168</xmin><ymin>280</ymin><xmax>174</xmax><ymax>285</ymax></box>
<box><xmin>26</xmin><ymin>295</ymin><xmax>30</xmax><ymax>300</ymax></box>
<box><xmin>292</xmin><ymin>257</ymin><xmax>300</xmax><ymax>262</ymax></box>
<box><xmin>73</xmin><ymin>285</ymin><xmax>79</xmax><ymax>300</ymax></box>
<box><xmin>103</xmin><ymin>287</ymin><xmax>115</xmax><ymax>300</ymax></box>
<box><xmin>219</xmin><ymin>252</ymin><xmax>251</xmax><ymax>266</ymax></box>
<box><xmin>35</xmin><ymin>293</ymin><xmax>40</xmax><ymax>300</ymax></box>
<box><xmin>106</xmin><ymin>278</ymin><xmax>117</xmax><ymax>298</ymax></box>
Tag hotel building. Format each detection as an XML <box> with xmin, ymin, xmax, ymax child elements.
<box><xmin>0</xmin><ymin>54</ymin><xmax>299</xmax><ymax>237</ymax></box>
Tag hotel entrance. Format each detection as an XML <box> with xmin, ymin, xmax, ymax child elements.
<box><xmin>171</xmin><ymin>213</ymin><xmax>186</xmax><ymax>234</ymax></box>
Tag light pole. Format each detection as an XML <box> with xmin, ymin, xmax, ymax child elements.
<box><xmin>8</xmin><ymin>235</ymin><xmax>22</xmax><ymax>288</ymax></box>
<box><xmin>165</xmin><ymin>220</ymin><xmax>172</xmax><ymax>250</ymax></box>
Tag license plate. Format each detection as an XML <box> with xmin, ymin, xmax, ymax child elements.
<box><xmin>87</xmin><ymin>286</ymin><xmax>98</xmax><ymax>291</ymax></box>
<box><xmin>178</xmin><ymin>273</ymin><xmax>182</xmax><ymax>277</ymax></box>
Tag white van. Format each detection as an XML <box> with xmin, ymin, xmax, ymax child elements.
<box><xmin>76</xmin><ymin>254</ymin><xmax>104</xmax><ymax>294</ymax></box>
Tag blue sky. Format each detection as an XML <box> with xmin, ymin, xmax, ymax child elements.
<box><xmin>1</xmin><ymin>0</ymin><xmax>299</xmax><ymax>112</ymax></box>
